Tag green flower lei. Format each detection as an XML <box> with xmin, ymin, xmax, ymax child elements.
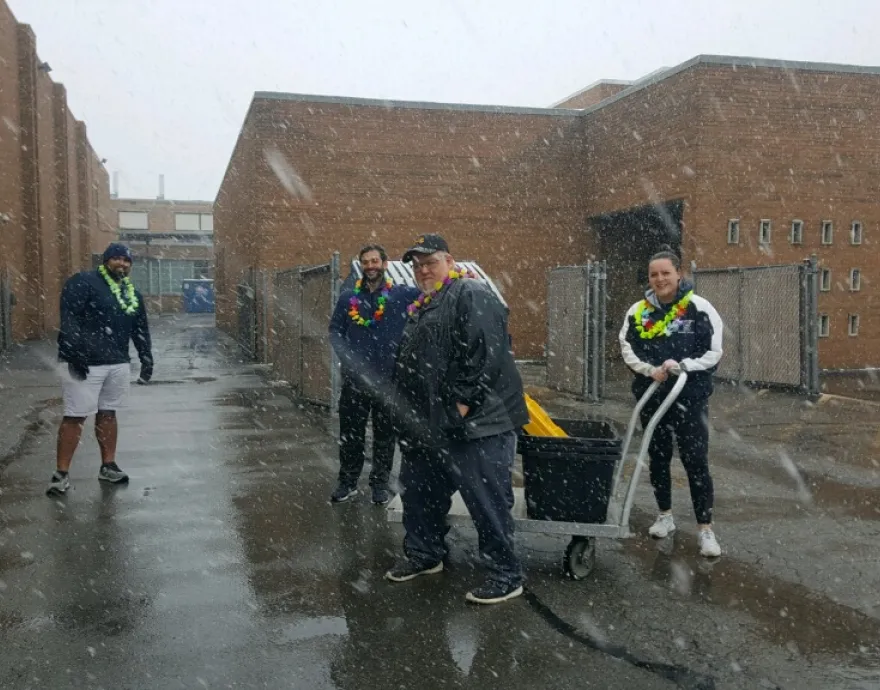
<box><xmin>98</xmin><ymin>265</ymin><xmax>139</xmax><ymax>315</ymax></box>
<box><xmin>633</xmin><ymin>290</ymin><xmax>693</xmax><ymax>339</ymax></box>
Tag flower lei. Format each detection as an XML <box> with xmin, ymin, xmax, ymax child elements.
<box><xmin>348</xmin><ymin>277</ymin><xmax>392</xmax><ymax>327</ymax></box>
<box><xmin>407</xmin><ymin>267</ymin><xmax>472</xmax><ymax>317</ymax></box>
<box><xmin>634</xmin><ymin>290</ymin><xmax>693</xmax><ymax>339</ymax></box>
<box><xmin>98</xmin><ymin>265</ymin><xmax>139</xmax><ymax>316</ymax></box>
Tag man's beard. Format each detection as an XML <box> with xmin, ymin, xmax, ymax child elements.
<box><xmin>364</xmin><ymin>268</ymin><xmax>384</xmax><ymax>284</ymax></box>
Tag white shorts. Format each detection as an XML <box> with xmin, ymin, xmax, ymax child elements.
<box><xmin>60</xmin><ymin>363</ymin><xmax>131</xmax><ymax>417</ymax></box>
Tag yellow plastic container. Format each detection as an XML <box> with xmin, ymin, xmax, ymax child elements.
<box><xmin>523</xmin><ymin>394</ymin><xmax>568</xmax><ymax>437</ymax></box>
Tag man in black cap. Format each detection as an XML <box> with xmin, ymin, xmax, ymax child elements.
<box><xmin>385</xmin><ymin>234</ymin><xmax>529</xmax><ymax>605</ymax></box>
<box><xmin>47</xmin><ymin>243</ymin><xmax>153</xmax><ymax>496</ymax></box>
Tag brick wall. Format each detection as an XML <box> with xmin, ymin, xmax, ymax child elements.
<box><xmin>217</xmin><ymin>96</ymin><xmax>587</xmax><ymax>356</ymax></box>
<box><xmin>215</xmin><ymin>114</ymin><xmax>261</xmax><ymax>334</ymax></box>
<box><xmin>687</xmin><ymin>65</ymin><xmax>880</xmax><ymax>369</ymax></box>
<box><xmin>0</xmin><ymin>0</ymin><xmax>26</xmax><ymax>339</ymax></box>
<box><xmin>0</xmin><ymin>0</ymin><xmax>110</xmax><ymax>343</ymax></box>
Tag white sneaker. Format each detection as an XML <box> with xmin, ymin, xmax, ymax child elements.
<box><xmin>648</xmin><ymin>513</ymin><xmax>676</xmax><ymax>538</ymax></box>
<box><xmin>46</xmin><ymin>472</ymin><xmax>70</xmax><ymax>496</ymax></box>
<box><xmin>698</xmin><ymin>529</ymin><xmax>721</xmax><ymax>558</ymax></box>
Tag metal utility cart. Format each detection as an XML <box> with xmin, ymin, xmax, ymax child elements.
<box><xmin>386</xmin><ymin>371</ymin><xmax>687</xmax><ymax>580</ymax></box>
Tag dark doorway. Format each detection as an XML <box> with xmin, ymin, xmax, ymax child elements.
<box><xmin>589</xmin><ymin>199</ymin><xmax>684</xmax><ymax>381</ymax></box>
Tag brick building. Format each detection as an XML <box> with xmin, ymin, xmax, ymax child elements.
<box><xmin>112</xmin><ymin>193</ymin><xmax>214</xmax><ymax>314</ymax></box>
<box><xmin>0</xmin><ymin>0</ymin><xmax>112</xmax><ymax>345</ymax></box>
<box><xmin>216</xmin><ymin>54</ymin><xmax>880</xmax><ymax>370</ymax></box>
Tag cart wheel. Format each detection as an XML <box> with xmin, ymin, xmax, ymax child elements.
<box><xmin>564</xmin><ymin>537</ymin><xmax>596</xmax><ymax>580</ymax></box>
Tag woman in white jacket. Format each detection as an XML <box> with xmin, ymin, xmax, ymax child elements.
<box><xmin>619</xmin><ymin>249</ymin><xmax>723</xmax><ymax>558</ymax></box>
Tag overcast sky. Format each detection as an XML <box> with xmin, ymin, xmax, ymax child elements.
<box><xmin>10</xmin><ymin>0</ymin><xmax>879</xmax><ymax>201</ymax></box>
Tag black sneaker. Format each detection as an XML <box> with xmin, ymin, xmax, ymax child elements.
<box><xmin>371</xmin><ymin>486</ymin><xmax>393</xmax><ymax>505</ymax></box>
<box><xmin>98</xmin><ymin>463</ymin><xmax>129</xmax><ymax>484</ymax></box>
<box><xmin>46</xmin><ymin>472</ymin><xmax>70</xmax><ymax>496</ymax></box>
<box><xmin>330</xmin><ymin>484</ymin><xmax>358</xmax><ymax>503</ymax></box>
<box><xmin>384</xmin><ymin>559</ymin><xmax>444</xmax><ymax>583</ymax></box>
<box><xmin>465</xmin><ymin>580</ymin><xmax>524</xmax><ymax>605</ymax></box>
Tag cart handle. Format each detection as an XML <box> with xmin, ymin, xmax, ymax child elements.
<box><xmin>616</xmin><ymin>367</ymin><xmax>688</xmax><ymax>532</ymax></box>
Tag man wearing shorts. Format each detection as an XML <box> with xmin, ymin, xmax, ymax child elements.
<box><xmin>47</xmin><ymin>243</ymin><xmax>153</xmax><ymax>496</ymax></box>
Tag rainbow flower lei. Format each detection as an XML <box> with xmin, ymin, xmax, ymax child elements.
<box><xmin>634</xmin><ymin>290</ymin><xmax>693</xmax><ymax>339</ymax></box>
<box><xmin>407</xmin><ymin>267</ymin><xmax>471</xmax><ymax>317</ymax></box>
<box><xmin>98</xmin><ymin>264</ymin><xmax>139</xmax><ymax>316</ymax></box>
<box><xmin>348</xmin><ymin>277</ymin><xmax>392</xmax><ymax>327</ymax></box>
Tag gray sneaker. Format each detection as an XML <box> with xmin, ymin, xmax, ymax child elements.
<box><xmin>99</xmin><ymin>463</ymin><xmax>129</xmax><ymax>484</ymax></box>
<box><xmin>46</xmin><ymin>472</ymin><xmax>70</xmax><ymax>496</ymax></box>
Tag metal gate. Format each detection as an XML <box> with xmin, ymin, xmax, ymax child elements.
<box><xmin>236</xmin><ymin>283</ymin><xmax>257</xmax><ymax>360</ymax></box>
<box><xmin>546</xmin><ymin>261</ymin><xmax>607</xmax><ymax>401</ymax></box>
<box><xmin>692</xmin><ymin>258</ymin><xmax>819</xmax><ymax>394</ymax></box>
<box><xmin>0</xmin><ymin>268</ymin><xmax>13</xmax><ymax>353</ymax></box>
<box><xmin>271</xmin><ymin>254</ymin><xmax>341</xmax><ymax>408</ymax></box>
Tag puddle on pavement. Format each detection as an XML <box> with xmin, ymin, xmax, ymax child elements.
<box><xmin>623</xmin><ymin>534</ymin><xmax>880</xmax><ymax>664</ymax></box>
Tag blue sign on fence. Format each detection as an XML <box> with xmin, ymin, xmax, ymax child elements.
<box><xmin>182</xmin><ymin>279</ymin><xmax>215</xmax><ymax>313</ymax></box>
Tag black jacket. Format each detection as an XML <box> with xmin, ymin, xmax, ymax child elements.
<box><xmin>57</xmin><ymin>270</ymin><xmax>152</xmax><ymax>367</ymax></box>
<box><xmin>619</xmin><ymin>280</ymin><xmax>723</xmax><ymax>401</ymax></box>
<box><xmin>393</xmin><ymin>278</ymin><xmax>528</xmax><ymax>448</ymax></box>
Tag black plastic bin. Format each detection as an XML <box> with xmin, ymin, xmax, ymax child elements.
<box><xmin>519</xmin><ymin>418</ymin><xmax>622</xmax><ymax>524</ymax></box>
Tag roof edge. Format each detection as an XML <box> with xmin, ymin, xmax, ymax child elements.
<box><xmin>578</xmin><ymin>54</ymin><xmax>880</xmax><ymax>116</ymax></box>
<box><xmin>550</xmin><ymin>79</ymin><xmax>633</xmax><ymax>108</ymax></box>
<box><xmin>251</xmin><ymin>91</ymin><xmax>578</xmax><ymax>117</ymax></box>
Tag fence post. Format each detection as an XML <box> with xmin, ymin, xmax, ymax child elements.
<box><xmin>588</xmin><ymin>263</ymin><xmax>600</xmax><ymax>403</ymax></box>
<box><xmin>329</xmin><ymin>252</ymin><xmax>341</xmax><ymax>417</ymax></box>
<box><xmin>297</xmin><ymin>267</ymin><xmax>304</xmax><ymax>390</ymax></box>
<box><xmin>802</xmin><ymin>255</ymin><xmax>820</xmax><ymax>395</ymax></box>
<box><xmin>582</xmin><ymin>263</ymin><xmax>591</xmax><ymax>400</ymax></box>
<box><xmin>597</xmin><ymin>259</ymin><xmax>607</xmax><ymax>401</ymax></box>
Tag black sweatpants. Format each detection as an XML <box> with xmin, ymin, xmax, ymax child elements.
<box><xmin>639</xmin><ymin>397</ymin><xmax>714</xmax><ymax>525</ymax></box>
<box><xmin>338</xmin><ymin>378</ymin><xmax>396</xmax><ymax>489</ymax></box>
<box><xmin>399</xmin><ymin>431</ymin><xmax>522</xmax><ymax>587</ymax></box>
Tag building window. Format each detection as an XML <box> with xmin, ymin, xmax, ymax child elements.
<box><xmin>790</xmin><ymin>220</ymin><xmax>804</xmax><ymax>245</ymax></box>
<box><xmin>727</xmin><ymin>219</ymin><xmax>740</xmax><ymax>245</ymax></box>
<box><xmin>118</xmin><ymin>210</ymin><xmax>148</xmax><ymax>230</ymax></box>
<box><xmin>820</xmin><ymin>268</ymin><xmax>831</xmax><ymax>292</ymax></box>
<box><xmin>848</xmin><ymin>314</ymin><xmax>860</xmax><ymax>337</ymax></box>
<box><xmin>819</xmin><ymin>314</ymin><xmax>830</xmax><ymax>337</ymax></box>
<box><xmin>821</xmin><ymin>220</ymin><xmax>833</xmax><ymax>245</ymax></box>
<box><xmin>174</xmin><ymin>213</ymin><xmax>213</xmax><ymax>232</ymax></box>
<box><xmin>850</xmin><ymin>268</ymin><xmax>861</xmax><ymax>291</ymax></box>
<box><xmin>851</xmin><ymin>221</ymin><xmax>863</xmax><ymax>245</ymax></box>
<box><xmin>759</xmin><ymin>219</ymin><xmax>771</xmax><ymax>244</ymax></box>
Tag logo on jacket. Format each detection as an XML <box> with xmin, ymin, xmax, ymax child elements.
<box><xmin>667</xmin><ymin>319</ymin><xmax>694</xmax><ymax>334</ymax></box>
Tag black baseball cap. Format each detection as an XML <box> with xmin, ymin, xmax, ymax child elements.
<box><xmin>402</xmin><ymin>233</ymin><xmax>450</xmax><ymax>263</ymax></box>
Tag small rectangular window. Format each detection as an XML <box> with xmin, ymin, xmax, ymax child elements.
<box><xmin>850</xmin><ymin>268</ymin><xmax>861</xmax><ymax>291</ymax></box>
<box><xmin>759</xmin><ymin>219</ymin><xmax>771</xmax><ymax>244</ymax></box>
<box><xmin>851</xmin><ymin>221</ymin><xmax>863</xmax><ymax>245</ymax></box>
<box><xmin>821</xmin><ymin>220</ymin><xmax>834</xmax><ymax>245</ymax></box>
<box><xmin>820</xmin><ymin>268</ymin><xmax>831</xmax><ymax>292</ymax></box>
<box><xmin>727</xmin><ymin>219</ymin><xmax>740</xmax><ymax>245</ymax></box>
<box><xmin>819</xmin><ymin>314</ymin><xmax>830</xmax><ymax>337</ymax></box>
<box><xmin>848</xmin><ymin>314</ymin><xmax>860</xmax><ymax>336</ymax></box>
<box><xmin>174</xmin><ymin>213</ymin><xmax>201</xmax><ymax>231</ymax></box>
<box><xmin>118</xmin><ymin>210</ymin><xmax>148</xmax><ymax>230</ymax></box>
<box><xmin>790</xmin><ymin>220</ymin><xmax>804</xmax><ymax>244</ymax></box>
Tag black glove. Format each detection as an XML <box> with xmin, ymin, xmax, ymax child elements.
<box><xmin>138</xmin><ymin>361</ymin><xmax>153</xmax><ymax>384</ymax></box>
<box><xmin>68</xmin><ymin>361</ymin><xmax>89</xmax><ymax>381</ymax></box>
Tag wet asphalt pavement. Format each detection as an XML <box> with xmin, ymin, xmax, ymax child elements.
<box><xmin>1</xmin><ymin>315</ymin><xmax>879</xmax><ymax>689</ymax></box>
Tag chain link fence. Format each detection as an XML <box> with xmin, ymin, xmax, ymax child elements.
<box><xmin>270</xmin><ymin>254</ymin><xmax>341</xmax><ymax>409</ymax></box>
<box><xmin>693</xmin><ymin>259</ymin><xmax>819</xmax><ymax>393</ymax></box>
<box><xmin>546</xmin><ymin>262</ymin><xmax>607</xmax><ymax>401</ymax></box>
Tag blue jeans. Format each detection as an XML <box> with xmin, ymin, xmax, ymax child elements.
<box><xmin>400</xmin><ymin>431</ymin><xmax>522</xmax><ymax>587</ymax></box>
